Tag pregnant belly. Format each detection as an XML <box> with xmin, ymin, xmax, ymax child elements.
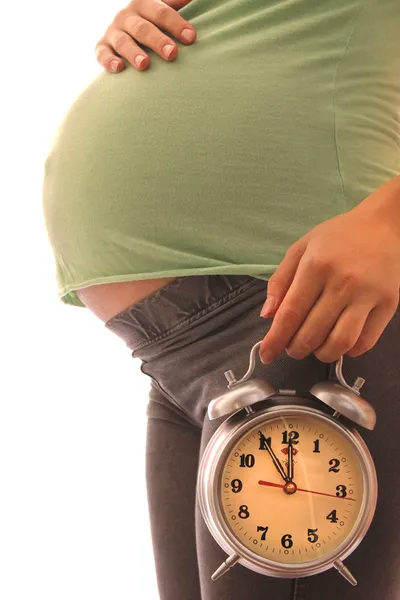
<box><xmin>51</xmin><ymin>58</ymin><xmax>345</xmax><ymax>257</ymax></box>
<box><xmin>69</xmin><ymin>62</ymin><xmax>324</xmax><ymax>321</ymax></box>
<box><xmin>75</xmin><ymin>277</ymin><xmax>179</xmax><ymax>322</ymax></box>
<box><xmin>44</xmin><ymin>11</ymin><xmax>400</xmax><ymax>314</ymax></box>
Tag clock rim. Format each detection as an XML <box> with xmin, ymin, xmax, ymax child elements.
<box><xmin>197</xmin><ymin>403</ymin><xmax>377</xmax><ymax>579</ymax></box>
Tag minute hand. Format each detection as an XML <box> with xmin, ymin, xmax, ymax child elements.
<box><xmin>258</xmin><ymin>432</ymin><xmax>288</xmax><ymax>483</ymax></box>
<box><xmin>287</xmin><ymin>437</ymin><xmax>294</xmax><ymax>482</ymax></box>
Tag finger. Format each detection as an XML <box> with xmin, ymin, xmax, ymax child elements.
<box><xmin>116</xmin><ymin>12</ymin><xmax>193</xmax><ymax>66</ymax></box>
<box><xmin>259</xmin><ymin>255</ymin><xmax>325</xmax><ymax>363</ymax></box>
<box><xmin>260</xmin><ymin>236</ymin><xmax>309</xmax><ymax>318</ymax></box>
<box><xmin>138</xmin><ymin>0</ymin><xmax>197</xmax><ymax>45</ymax></box>
<box><xmin>95</xmin><ymin>42</ymin><xmax>128</xmax><ymax>73</ymax></box>
<box><xmin>313</xmin><ymin>304</ymin><xmax>373</xmax><ymax>363</ymax></box>
<box><xmin>108</xmin><ymin>27</ymin><xmax>154</xmax><ymax>70</ymax></box>
<box><xmin>285</xmin><ymin>286</ymin><xmax>362</xmax><ymax>360</ymax></box>
<box><xmin>346</xmin><ymin>299</ymin><xmax>398</xmax><ymax>358</ymax></box>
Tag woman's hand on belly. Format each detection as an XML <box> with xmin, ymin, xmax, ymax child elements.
<box><xmin>258</xmin><ymin>183</ymin><xmax>400</xmax><ymax>366</ymax></box>
<box><xmin>95</xmin><ymin>0</ymin><xmax>196</xmax><ymax>74</ymax></box>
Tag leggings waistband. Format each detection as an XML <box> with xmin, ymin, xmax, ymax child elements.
<box><xmin>104</xmin><ymin>274</ymin><xmax>267</xmax><ymax>355</ymax></box>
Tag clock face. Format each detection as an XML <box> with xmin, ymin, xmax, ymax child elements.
<box><xmin>219</xmin><ymin>412</ymin><xmax>365</xmax><ymax>564</ymax></box>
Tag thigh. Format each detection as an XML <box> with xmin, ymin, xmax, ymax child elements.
<box><xmin>145</xmin><ymin>382</ymin><xmax>202</xmax><ymax>600</ymax></box>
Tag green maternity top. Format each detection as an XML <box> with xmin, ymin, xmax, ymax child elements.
<box><xmin>42</xmin><ymin>0</ymin><xmax>400</xmax><ymax>308</ymax></box>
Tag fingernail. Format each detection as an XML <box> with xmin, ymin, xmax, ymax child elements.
<box><xmin>260</xmin><ymin>297</ymin><xmax>276</xmax><ymax>317</ymax></box>
<box><xmin>163</xmin><ymin>44</ymin><xmax>175</xmax><ymax>58</ymax></box>
<box><xmin>110</xmin><ymin>60</ymin><xmax>120</xmax><ymax>72</ymax></box>
<box><xmin>135</xmin><ymin>55</ymin><xmax>146</xmax><ymax>68</ymax></box>
<box><xmin>181</xmin><ymin>28</ymin><xmax>196</xmax><ymax>42</ymax></box>
<box><xmin>260</xmin><ymin>352</ymin><xmax>273</xmax><ymax>365</ymax></box>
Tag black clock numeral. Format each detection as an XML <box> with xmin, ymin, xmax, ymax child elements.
<box><xmin>259</xmin><ymin>434</ymin><xmax>271</xmax><ymax>451</ymax></box>
<box><xmin>282</xmin><ymin>430</ymin><xmax>300</xmax><ymax>445</ymax></box>
<box><xmin>307</xmin><ymin>528</ymin><xmax>319</xmax><ymax>543</ymax></box>
<box><xmin>336</xmin><ymin>485</ymin><xmax>347</xmax><ymax>498</ymax></box>
<box><xmin>239</xmin><ymin>453</ymin><xmax>255</xmax><ymax>468</ymax></box>
<box><xmin>326</xmin><ymin>509</ymin><xmax>338</xmax><ymax>523</ymax></box>
<box><xmin>238</xmin><ymin>505</ymin><xmax>250</xmax><ymax>519</ymax></box>
<box><xmin>257</xmin><ymin>525</ymin><xmax>269</xmax><ymax>540</ymax></box>
<box><xmin>231</xmin><ymin>479</ymin><xmax>243</xmax><ymax>493</ymax></box>
<box><xmin>313</xmin><ymin>439</ymin><xmax>320</xmax><ymax>453</ymax></box>
<box><xmin>281</xmin><ymin>534</ymin><xmax>293</xmax><ymax>549</ymax></box>
<box><xmin>328</xmin><ymin>458</ymin><xmax>340</xmax><ymax>473</ymax></box>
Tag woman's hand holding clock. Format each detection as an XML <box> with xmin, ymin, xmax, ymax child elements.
<box><xmin>259</xmin><ymin>176</ymin><xmax>400</xmax><ymax>365</ymax></box>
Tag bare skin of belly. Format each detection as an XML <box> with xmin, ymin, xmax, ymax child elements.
<box><xmin>75</xmin><ymin>277</ymin><xmax>179</xmax><ymax>323</ymax></box>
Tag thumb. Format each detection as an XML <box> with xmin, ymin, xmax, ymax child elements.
<box><xmin>260</xmin><ymin>237</ymin><xmax>308</xmax><ymax>318</ymax></box>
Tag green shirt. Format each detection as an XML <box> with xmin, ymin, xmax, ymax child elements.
<box><xmin>42</xmin><ymin>0</ymin><xmax>400</xmax><ymax>308</ymax></box>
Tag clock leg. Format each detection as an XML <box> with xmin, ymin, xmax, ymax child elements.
<box><xmin>211</xmin><ymin>553</ymin><xmax>240</xmax><ymax>580</ymax></box>
<box><xmin>333</xmin><ymin>560</ymin><xmax>357</xmax><ymax>586</ymax></box>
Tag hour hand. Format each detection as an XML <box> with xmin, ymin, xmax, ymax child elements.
<box><xmin>258</xmin><ymin>431</ymin><xmax>288</xmax><ymax>483</ymax></box>
<box><xmin>287</xmin><ymin>437</ymin><xmax>294</xmax><ymax>482</ymax></box>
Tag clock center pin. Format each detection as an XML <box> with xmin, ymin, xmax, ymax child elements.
<box><xmin>284</xmin><ymin>481</ymin><xmax>297</xmax><ymax>495</ymax></box>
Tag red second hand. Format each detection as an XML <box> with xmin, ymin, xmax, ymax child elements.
<box><xmin>258</xmin><ymin>480</ymin><xmax>356</xmax><ymax>502</ymax></box>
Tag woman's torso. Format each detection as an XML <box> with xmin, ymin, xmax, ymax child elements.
<box><xmin>42</xmin><ymin>0</ymin><xmax>400</xmax><ymax>309</ymax></box>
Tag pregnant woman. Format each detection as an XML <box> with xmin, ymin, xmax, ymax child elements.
<box><xmin>42</xmin><ymin>1</ymin><xmax>400</xmax><ymax>598</ymax></box>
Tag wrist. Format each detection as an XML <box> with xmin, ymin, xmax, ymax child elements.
<box><xmin>351</xmin><ymin>174</ymin><xmax>400</xmax><ymax>240</ymax></box>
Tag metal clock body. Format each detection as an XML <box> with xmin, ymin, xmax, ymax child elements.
<box><xmin>197</xmin><ymin>341</ymin><xmax>377</xmax><ymax>587</ymax></box>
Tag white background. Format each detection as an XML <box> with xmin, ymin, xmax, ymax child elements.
<box><xmin>1</xmin><ymin>2</ymin><xmax>162</xmax><ymax>598</ymax></box>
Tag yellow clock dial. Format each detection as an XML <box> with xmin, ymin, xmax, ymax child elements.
<box><xmin>219</xmin><ymin>412</ymin><xmax>365</xmax><ymax>564</ymax></box>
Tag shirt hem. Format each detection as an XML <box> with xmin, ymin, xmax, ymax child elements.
<box><xmin>58</xmin><ymin>266</ymin><xmax>276</xmax><ymax>308</ymax></box>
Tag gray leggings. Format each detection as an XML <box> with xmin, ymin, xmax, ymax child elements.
<box><xmin>105</xmin><ymin>275</ymin><xmax>400</xmax><ymax>600</ymax></box>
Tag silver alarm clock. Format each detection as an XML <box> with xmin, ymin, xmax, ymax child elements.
<box><xmin>197</xmin><ymin>341</ymin><xmax>377</xmax><ymax>587</ymax></box>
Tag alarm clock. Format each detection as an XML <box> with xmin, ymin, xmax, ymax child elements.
<box><xmin>197</xmin><ymin>340</ymin><xmax>377</xmax><ymax>587</ymax></box>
